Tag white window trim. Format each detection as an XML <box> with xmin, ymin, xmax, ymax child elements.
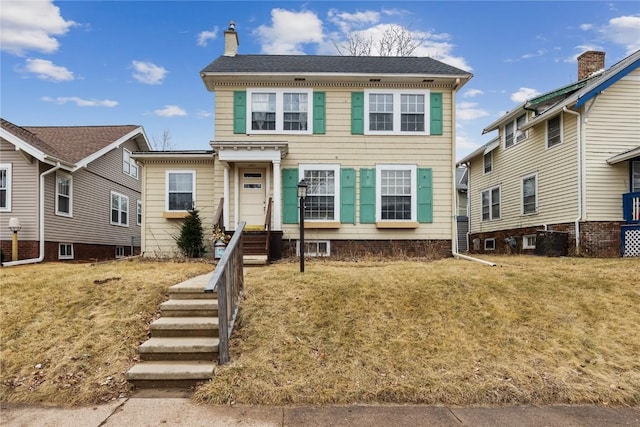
<box><xmin>123</xmin><ymin>149</ymin><xmax>138</xmax><ymax>179</ymax></box>
<box><xmin>632</xmin><ymin>161</ymin><xmax>639</xmax><ymax>192</ymax></box>
<box><xmin>364</xmin><ymin>89</ymin><xmax>431</xmax><ymax>136</ymax></box>
<box><xmin>0</xmin><ymin>163</ymin><xmax>12</xmax><ymax>212</ymax></box>
<box><xmin>521</xmin><ymin>172</ymin><xmax>538</xmax><ymax>215</ymax></box>
<box><xmin>483</xmin><ymin>151</ymin><xmax>493</xmax><ymax>175</ymax></box>
<box><xmin>503</xmin><ymin>113</ymin><xmax>528</xmax><ymax>149</ymax></box>
<box><xmin>115</xmin><ymin>246</ymin><xmax>125</xmax><ymax>258</ymax></box>
<box><xmin>58</xmin><ymin>243</ymin><xmax>74</xmax><ymax>260</ymax></box>
<box><xmin>481</xmin><ymin>185</ymin><xmax>501</xmax><ymax>222</ymax></box>
<box><xmin>523</xmin><ymin>235</ymin><xmax>537</xmax><ymax>249</ymax></box>
<box><xmin>137</xmin><ymin>200</ymin><xmax>142</xmax><ymax>225</ymax></box>
<box><xmin>55</xmin><ymin>172</ymin><xmax>73</xmax><ymax>217</ymax></box>
<box><xmin>110</xmin><ymin>191</ymin><xmax>130</xmax><ymax>227</ymax></box>
<box><xmin>299</xmin><ymin>164</ymin><xmax>340</xmax><ymax>222</ymax></box>
<box><xmin>375</xmin><ymin>164</ymin><xmax>417</xmax><ymax>222</ymax></box>
<box><xmin>165</xmin><ymin>170</ymin><xmax>196</xmax><ymax>212</ymax></box>
<box><xmin>545</xmin><ymin>114</ymin><xmax>563</xmax><ymax>149</ymax></box>
<box><xmin>484</xmin><ymin>238</ymin><xmax>496</xmax><ymax>251</ymax></box>
<box><xmin>246</xmin><ymin>88</ymin><xmax>313</xmax><ymax>135</ymax></box>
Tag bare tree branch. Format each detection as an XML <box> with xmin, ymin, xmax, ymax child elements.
<box><xmin>151</xmin><ymin>129</ymin><xmax>175</xmax><ymax>151</ymax></box>
<box><xmin>335</xmin><ymin>24</ymin><xmax>422</xmax><ymax>57</ymax></box>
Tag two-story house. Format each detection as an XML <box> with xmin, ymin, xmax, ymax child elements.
<box><xmin>134</xmin><ymin>23</ymin><xmax>472</xmax><ymax>261</ymax></box>
<box><xmin>0</xmin><ymin>118</ymin><xmax>150</xmax><ymax>264</ymax></box>
<box><xmin>458</xmin><ymin>50</ymin><xmax>640</xmax><ymax>257</ymax></box>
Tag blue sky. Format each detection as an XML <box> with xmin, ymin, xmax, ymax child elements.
<box><xmin>1</xmin><ymin>1</ymin><xmax>639</xmax><ymax>160</ymax></box>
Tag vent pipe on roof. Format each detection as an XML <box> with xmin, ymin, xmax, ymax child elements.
<box><xmin>224</xmin><ymin>21</ymin><xmax>239</xmax><ymax>57</ymax></box>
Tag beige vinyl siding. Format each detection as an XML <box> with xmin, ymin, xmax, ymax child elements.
<box><xmin>141</xmin><ymin>160</ymin><xmax>216</xmax><ymax>257</ymax></box>
<box><xmin>0</xmin><ymin>139</ymin><xmax>40</xmax><ymax>241</ymax></box>
<box><xmin>213</xmin><ymin>86</ymin><xmax>455</xmax><ymax>240</ymax></box>
<box><xmin>468</xmin><ymin>111</ymin><xmax>579</xmax><ymax>234</ymax></box>
<box><xmin>584</xmin><ymin>68</ymin><xmax>640</xmax><ymax>221</ymax></box>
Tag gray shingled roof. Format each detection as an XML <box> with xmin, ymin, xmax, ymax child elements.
<box><xmin>202</xmin><ymin>54</ymin><xmax>470</xmax><ymax>76</ymax></box>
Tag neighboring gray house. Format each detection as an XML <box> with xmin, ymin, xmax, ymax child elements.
<box><xmin>0</xmin><ymin>118</ymin><xmax>150</xmax><ymax>263</ymax></box>
<box><xmin>456</xmin><ymin>166</ymin><xmax>469</xmax><ymax>251</ymax></box>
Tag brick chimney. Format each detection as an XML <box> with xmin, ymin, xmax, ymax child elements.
<box><xmin>577</xmin><ymin>50</ymin><xmax>605</xmax><ymax>80</ymax></box>
<box><xmin>224</xmin><ymin>21</ymin><xmax>239</xmax><ymax>57</ymax></box>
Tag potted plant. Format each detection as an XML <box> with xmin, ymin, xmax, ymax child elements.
<box><xmin>211</xmin><ymin>225</ymin><xmax>231</xmax><ymax>259</ymax></box>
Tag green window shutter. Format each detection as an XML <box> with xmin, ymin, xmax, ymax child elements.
<box><xmin>340</xmin><ymin>168</ymin><xmax>355</xmax><ymax>224</ymax></box>
<box><xmin>313</xmin><ymin>91</ymin><xmax>326</xmax><ymax>134</ymax></box>
<box><xmin>417</xmin><ymin>168</ymin><xmax>433</xmax><ymax>223</ymax></box>
<box><xmin>282</xmin><ymin>169</ymin><xmax>299</xmax><ymax>224</ymax></box>
<box><xmin>359</xmin><ymin>168</ymin><xmax>376</xmax><ymax>223</ymax></box>
<box><xmin>351</xmin><ymin>92</ymin><xmax>364</xmax><ymax>135</ymax></box>
<box><xmin>430</xmin><ymin>92</ymin><xmax>443</xmax><ymax>135</ymax></box>
<box><xmin>233</xmin><ymin>91</ymin><xmax>246</xmax><ymax>134</ymax></box>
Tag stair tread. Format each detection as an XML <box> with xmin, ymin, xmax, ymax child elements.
<box><xmin>169</xmin><ymin>272</ymin><xmax>214</xmax><ymax>293</ymax></box>
<box><xmin>127</xmin><ymin>361</ymin><xmax>215</xmax><ymax>380</ymax></box>
<box><xmin>160</xmin><ymin>299</ymin><xmax>218</xmax><ymax>309</ymax></box>
<box><xmin>151</xmin><ymin>317</ymin><xmax>218</xmax><ymax>329</ymax></box>
<box><xmin>139</xmin><ymin>337</ymin><xmax>219</xmax><ymax>352</ymax></box>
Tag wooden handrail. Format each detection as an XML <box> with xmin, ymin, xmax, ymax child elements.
<box><xmin>264</xmin><ymin>197</ymin><xmax>272</xmax><ymax>254</ymax></box>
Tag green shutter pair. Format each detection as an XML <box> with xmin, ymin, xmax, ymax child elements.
<box><xmin>233</xmin><ymin>91</ymin><xmax>325</xmax><ymax>134</ymax></box>
<box><xmin>350</xmin><ymin>92</ymin><xmax>443</xmax><ymax>135</ymax></box>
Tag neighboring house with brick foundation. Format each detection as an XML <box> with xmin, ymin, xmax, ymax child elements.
<box><xmin>457</xmin><ymin>50</ymin><xmax>640</xmax><ymax>257</ymax></box>
<box><xmin>133</xmin><ymin>23</ymin><xmax>473</xmax><ymax>261</ymax></box>
<box><xmin>0</xmin><ymin>118</ymin><xmax>150</xmax><ymax>264</ymax></box>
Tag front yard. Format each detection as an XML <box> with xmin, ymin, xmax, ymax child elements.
<box><xmin>1</xmin><ymin>256</ymin><xmax>639</xmax><ymax>407</ymax></box>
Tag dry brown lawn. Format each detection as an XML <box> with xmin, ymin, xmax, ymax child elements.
<box><xmin>1</xmin><ymin>255</ymin><xmax>639</xmax><ymax>407</ymax></box>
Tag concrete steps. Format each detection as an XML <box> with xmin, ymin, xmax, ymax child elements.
<box><xmin>126</xmin><ymin>361</ymin><xmax>216</xmax><ymax>389</ymax></box>
<box><xmin>150</xmin><ymin>317</ymin><xmax>219</xmax><ymax>338</ymax></box>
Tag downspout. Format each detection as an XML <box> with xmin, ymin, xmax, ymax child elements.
<box><xmin>3</xmin><ymin>164</ymin><xmax>61</xmax><ymax>266</ymax></box>
<box><xmin>563</xmin><ymin>107</ymin><xmax>582</xmax><ymax>254</ymax></box>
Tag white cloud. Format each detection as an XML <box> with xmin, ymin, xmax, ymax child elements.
<box><xmin>580</xmin><ymin>23</ymin><xmax>594</xmax><ymax>31</ymax></box>
<box><xmin>197</xmin><ymin>27</ymin><xmax>218</xmax><ymax>47</ymax></box>
<box><xmin>327</xmin><ymin>9</ymin><xmax>380</xmax><ymax>33</ymax></box>
<box><xmin>132</xmin><ymin>61</ymin><xmax>167</xmax><ymax>85</ymax></box>
<box><xmin>0</xmin><ymin>0</ymin><xmax>76</xmax><ymax>55</ymax></box>
<box><xmin>41</xmin><ymin>96</ymin><xmax>117</xmax><ymax>107</ymax></box>
<box><xmin>23</xmin><ymin>58</ymin><xmax>73</xmax><ymax>81</ymax></box>
<box><xmin>463</xmin><ymin>89</ymin><xmax>483</xmax><ymax>98</ymax></box>
<box><xmin>600</xmin><ymin>15</ymin><xmax>640</xmax><ymax>54</ymax></box>
<box><xmin>255</xmin><ymin>9</ymin><xmax>325</xmax><ymax>54</ymax></box>
<box><xmin>511</xmin><ymin>87</ymin><xmax>541</xmax><ymax>103</ymax></box>
<box><xmin>457</xmin><ymin>102</ymin><xmax>490</xmax><ymax>121</ymax></box>
<box><xmin>154</xmin><ymin>105</ymin><xmax>187</xmax><ymax>117</ymax></box>
<box><xmin>196</xmin><ymin>110</ymin><xmax>213</xmax><ymax>119</ymax></box>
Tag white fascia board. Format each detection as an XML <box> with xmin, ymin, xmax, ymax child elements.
<box><xmin>481</xmin><ymin>102</ymin><xmax>528</xmax><ymax>134</ymax></box>
<box><xmin>457</xmin><ymin>137</ymin><xmax>500</xmax><ymax>165</ymax></box>
<box><xmin>74</xmin><ymin>127</ymin><xmax>146</xmax><ymax>170</ymax></box>
<box><xmin>607</xmin><ymin>146</ymin><xmax>640</xmax><ymax>165</ymax></box>
<box><xmin>1</xmin><ymin>128</ymin><xmax>47</xmax><ymax>162</ymax></box>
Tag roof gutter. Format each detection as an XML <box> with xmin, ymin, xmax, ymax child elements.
<box><xmin>3</xmin><ymin>164</ymin><xmax>61</xmax><ymax>266</ymax></box>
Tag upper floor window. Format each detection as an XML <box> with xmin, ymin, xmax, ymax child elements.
<box><xmin>377</xmin><ymin>164</ymin><xmax>417</xmax><ymax>221</ymax></box>
<box><xmin>522</xmin><ymin>173</ymin><xmax>538</xmax><ymax>215</ymax></box>
<box><xmin>166</xmin><ymin>170</ymin><xmax>195</xmax><ymax>211</ymax></box>
<box><xmin>546</xmin><ymin>115</ymin><xmax>562</xmax><ymax>148</ymax></box>
<box><xmin>111</xmin><ymin>191</ymin><xmax>129</xmax><ymax>226</ymax></box>
<box><xmin>365</xmin><ymin>90</ymin><xmax>429</xmax><ymax>135</ymax></box>
<box><xmin>504</xmin><ymin>113</ymin><xmax>527</xmax><ymax>148</ymax></box>
<box><xmin>300</xmin><ymin>164</ymin><xmax>340</xmax><ymax>221</ymax></box>
<box><xmin>0</xmin><ymin>163</ymin><xmax>11</xmax><ymax>212</ymax></box>
<box><xmin>632</xmin><ymin>161</ymin><xmax>639</xmax><ymax>192</ymax></box>
<box><xmin>483</xmin><ymin>151</ymin><xmax>493</xmax><ymax>174</ymax></box>
<box><xmin>481</xmin><ymin>186</ymin><xmax>500</xmax><ymax>221</ymax></box>
<box><xmin>247</xmin><ymin>89</ymin><xmax>312</xmax><ymax>134</ymax></box>
<box><xmin>123</xmin><ymin>149</ymin><xmax>138</xmax><ymax>179</ymax></box>
<box><xmin>55</xmin><ymin>172</ymin><xmax>73</xmax><ymax>217</ymax></box>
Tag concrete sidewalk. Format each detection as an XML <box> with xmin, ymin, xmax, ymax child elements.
<box><xmin>2</xmin><ymin>398</ymin><xmax>638</xmax><ymax>427</ymax></box>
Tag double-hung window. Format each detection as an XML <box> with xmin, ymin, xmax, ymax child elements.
<box><xmin>166</xmin><ymin>170</ymin><xmax>195</xmax><ymax>211</ymax></box>
<box><xmin>504</xmin><ymin>113</ymin><xmax>527</xmax><ymax>148</ymax></box>
<box><xmin>546</xmin><ymin>115</ymin><xmax>562</xmax><ymax>148</ymax></box>
<box><xmin>377</xmin><ymin>164</ymin><xmax>416</xmax><ymax>221</ymax></box>
<box><xmin>123</xmin><ymin>149</ymin><xmax>138</xmax><ymax>179</ymax></box>
<box><xmin>300</xmin><ymin>164</ymin><xmax>339</xmax><ymax>221</ymax></box>
<box><xmin>248</xmin><ymin>89</ymin><xmax>311</xmax><ymax>134</ymax></box>
<box><xmin>0</xmin><ymin>163</ymin><xmax>11</xmax><ymax>211</ymax></box>
<box><xmin>111</xmin><ymin>191</ymin><xmax>129</xmax><ymax>226</ymax></box>
<box><xmin>481</xmin><ymin>186</ymin><xmax>500</xmax><ymax>221</ymax></box>
<box><xmin>522</xmin><ymin>173</ymin><xmax>537</xmax><ymax>215</ymax></box>
<box><xmin>483</xmin><ymin>151</ymin><xmax>493</xmax><ymax>174</ymax></box>
<box><xmin>55</xmin><ymin>172</ymin><xmax>72</xmax><ymax>217</ymax></box>
<box><xmin>365</xmin><ymin>90</ymin><xmax>429</xmax><ymax>135</ymax></box>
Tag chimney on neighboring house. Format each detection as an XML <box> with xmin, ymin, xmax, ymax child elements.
<box><xmin>577</xmin><ymin>50</ymin><xmax>605</xmax><ymax>80</ymax></box>
<box><xmin>224</xmin><ymin>21</ymin><xmax>239</xmax><ymax>57</ymax></box>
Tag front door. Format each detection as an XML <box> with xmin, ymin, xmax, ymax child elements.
<box><xmin>239</xmin><ymin>168</ymin><xmax>267</xmax><ymax>229</ymax></box>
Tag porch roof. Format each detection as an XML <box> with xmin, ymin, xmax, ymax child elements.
<box><xmin>211</xmin><ymin>141</ymin><xmax>288</xmax><ymax>162</ymax></box>
<box><xmin>607</xmin><ymin>146</ymin><xmax>640</xmax><ymax>165</ymax></box>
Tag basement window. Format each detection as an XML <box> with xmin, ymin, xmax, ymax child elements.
<box><xmin>59</xmin><ymin>243</ymin><xmax>74</xmax><ymax>260</ymax></box>
<box><xmin>115</xmin><ymin>246</ymin><xmax>125</xmax><ymax>258</ymax></box>
<box><xmin>523</xmin><ymin>235</ymin><xmax>537</xmax><ymax>249</ymax></box>
<box><xmin>297</xmin><ymin>240</ymin><xmax>330</xmax><ymax>257</ymax></box>
<box><xmin>484</xmin><ymin>238</ymin><xmax>496</xmax><ymax>251</ymax></box>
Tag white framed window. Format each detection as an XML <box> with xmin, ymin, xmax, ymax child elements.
<box><xmin>55</xmin><ymin>172</ymin><xmax>73</xmax><ymax>217</ymax></box>
<box><xmin>137</xmin><ymin>200</ymin><xmax>142</xmax><ymax>225</ymax></box>
<box><xmin>300</xmin><ymin>164</ymin><xmax>340</xmax><ymax>221</ymax></box>
<box><xmin>632</xmin><ymin>161</ymin><xmax>639</xmax><ymax>192</ymax></box>
<box><xmin>123</xmin><ymin>149</ymin><xmax>138</xmax><ymax>179</ymax></box>
<box><xmin>523</xmin><ymin>235</ymin><xmax>537</xmax><ymax>249</ymax></box>
<box><xmin>522</xmin><ymin>173</ymin><xmax>538</xmax><ymax>215</ymax></box>
<box><xmin>481</xmin><ymin>186</ymin><xmax>501</xmax><ymax>221</ymax></box>
<box><xmin>59</xmin><ymin>243</ymin><xmax>73</xmax><ymax>260</ymax></box>
<box><xmin>115</xmin><ymin>246</ymin><xmax>125</xmax><ymax>258</ymax></box>
<box><xmin>0</xmin><ymin>163</ymin><xmax>11</xmax><ymax>211</ymax></box>
<box><xmin>247</xmin><ymin>88</ymin><xmax>312</xmax><ymax>134</ymax></box>
<box><xmin>546</xmin><ymin>115</ymin><xmax>562</xmax><ymax>148</ymax></box>
<box><xmin>297</xmin><ymin>240</ymin><xmax>330</xmax><ymax>257</ymax></box>
<box><xmin>365</xmin><ymin>90</ymin><xmax>430</xmax><ymax>135</ymax></box>
<box><xmin>166</xmin><ymin>170</ymin><xmax>196</xmax><ymax>211</ymax></box>
<box><xmin>504</xmin><ymin>113</ymin><xmax>528</xmax><ymax>149</ymax></box>
<box><xmin>484</xmin><ymin>238</ymin><xmax>496</xmax><ymax>251</ymax></box>
<box><xmin>376</xmin><ymin>164</ymin><xmax>417</xmax><ymax>222</ymax></box>
<box><xmin>483</xmin><ymin>151</ymin><xmax>493</xmax><ymax>174</ymax></box>
<box><xmin>111</xmin><ymin>191</ymin><xmax>129</xmax><ymax>226</ymax></box>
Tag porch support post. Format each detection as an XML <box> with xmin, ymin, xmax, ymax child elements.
<box><xmin>233</xmin><ymin>167</ymin><xmax>240</xmax><ymax>229</ymax></box>
<box><xmin>223</xmin><ymin>163</ymin><xmax>230</xmax><ymax>230</ymax></box>
<box><xmin>273</xmin><ymin>159</ymin><xmax>282</xmax><ymax>230</ymax></box>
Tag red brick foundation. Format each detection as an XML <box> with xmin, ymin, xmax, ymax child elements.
<box><xmin>1</xmin><ymin>240</ymin><xmax>141</xmax><ymax>264</ymax></box>
<box><xmin>282</xmin><ymin>239</ymin><xmax>452</xmax><ymax>260</ymax></box>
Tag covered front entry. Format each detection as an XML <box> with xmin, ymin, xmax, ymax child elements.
<box><xmin>238</xmin><ymin>167</ymin><xmax>267</xmax><ymax>229</ymax></box>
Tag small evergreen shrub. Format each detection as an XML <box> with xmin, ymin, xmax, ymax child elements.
<box><xmin>176</xmin><ymin>209</ymin><xmax>206</xmax><ymax>258</ymax></box>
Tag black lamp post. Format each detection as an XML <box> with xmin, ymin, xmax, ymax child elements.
<box><xmin>297</xmin><ymin>179</ymin><xmax>308</xmax><ymax>273</ymax></box>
